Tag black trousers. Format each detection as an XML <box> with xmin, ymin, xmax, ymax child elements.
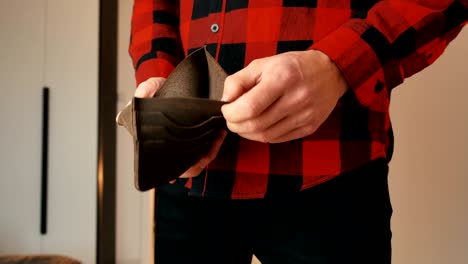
<box><xmin>154</xmin><ymin>159</ymin><xmax>392</xmax><ymax>264</ymax></box>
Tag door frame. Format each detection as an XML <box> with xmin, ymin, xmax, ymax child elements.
<box><xmin>97</xmin><ymin>0</ymin><xmax>117</xmax><ymax>263</ymax></box>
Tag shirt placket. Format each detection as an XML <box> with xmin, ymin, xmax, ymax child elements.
<box><xmin>212</xmin><ymin>0</ymin><xmax>226</xmax><ymax>60</ymax></box>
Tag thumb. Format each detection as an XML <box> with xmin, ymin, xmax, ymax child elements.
<box><xmin>221</xmin><ymin>60</ymin><xmax>263</xmax><ymax>102</ymax></box>
<box><xmin>134</xmin><ymin>77</ymin><xmax>166</xmax><ymax>98</ymax></box>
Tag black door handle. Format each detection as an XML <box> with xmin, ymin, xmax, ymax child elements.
<box><xmin>41</xmin><ymin>87</ymin><xmax>49</xmax><ymax>235</ymax></box>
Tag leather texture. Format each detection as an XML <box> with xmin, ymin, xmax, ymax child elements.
<box><xmin>117</xmin><ymin>47</ymin><xmax>228</xmax><ymax>191</ymax></box>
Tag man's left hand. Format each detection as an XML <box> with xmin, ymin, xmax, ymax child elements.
<box><xmin>221</xmin><ymin>50</ymin><xmax>348</xmax><ymax>143</ymax></box>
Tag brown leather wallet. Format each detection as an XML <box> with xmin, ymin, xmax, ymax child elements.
<box><xmin>117</xmin><ymin>47</ymin><xmax>228</xmax><ymax>191</ymax></box>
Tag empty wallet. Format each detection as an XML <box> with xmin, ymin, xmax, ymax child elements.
<box><xmin>116</xmin><ymin>47</ymin><xmax>228</xmax><ymax>191</ymax></box>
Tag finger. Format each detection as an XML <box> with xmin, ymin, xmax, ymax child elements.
<box><xmin>179</xmin><ymin>165</ymin><xmax>204</xmax><ymax>178</ymax></box>
<box><xmin>269</xmin><ymin>124</ymin><xmax>317</xmax><ymax>143</ymax></box>
<box><xmin>238</xmin><ymin>109</ymin><xmax>317</xmax><ymax>143</ymax></box>
<box><xmin>134</xmin><ymin>77</ymin><xmax>166</xmax><ymax>98</ymax></box>
<box><xmin>205</xmin><ymin>130</ymin><xmax>227</xmax><ymax>160</ymax></box>
<box><xmin>222</xmin><ymin>77</ymin><xmax>284</xmax><ymax>124</ymax></box>
<box><xmin>222</xmin><ymin>61</ymin><xmax>263</xmax><ymax>102</ymax></box>
<box><xmin>179</xmin><ymin>130</ymin><xmax>227</xmax><ymax>178</ymax></box>
<box><xmin>225</xmin><ymin>95</ymin><xmax>290</xmax><ymax>134</ymax></box>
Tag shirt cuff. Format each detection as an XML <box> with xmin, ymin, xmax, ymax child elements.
<box><xmin>135</xmin><ymin>58</ymin><xmax>175</xmax><ymax>86</ymax></box>
<box><xmin>310</xmin><ymin>20</ymin><xmax>402</xmax><ymax>107</ymax></box>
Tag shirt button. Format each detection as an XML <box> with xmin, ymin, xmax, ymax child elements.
<box><xmin>210</xmin><ymin>23</ymin><xmax>219</xmax><ymax>33</ymax></box>
<box><xmin>374</xmin><ymin>80</ymin><xmax>384</xmax><ymax>93</ymax></box>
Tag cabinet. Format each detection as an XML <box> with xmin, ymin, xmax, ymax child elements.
<box><xmin>0</xmin><ymin>1</ymin><xmax>99</xmax><ymax>263</ymax></box>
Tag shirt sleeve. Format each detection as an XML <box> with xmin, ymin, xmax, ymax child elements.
<box><xmin>310</xmin><ymin>0</ymin><xmax>468</xmax><ymax>107</ymax></box>
<box><xmin>129</xmin><ymin>0</ymin><xmax>183</xmax><ymax>86</ymax></box>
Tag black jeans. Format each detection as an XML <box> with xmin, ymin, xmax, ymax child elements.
<box><xmin>154</xmin><ymin>159</ymin><xmax>392</xmax><ymax>264</ymax></box>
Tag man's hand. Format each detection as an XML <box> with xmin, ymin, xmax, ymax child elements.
<box><xmin>134</xmin><ymin>77</ymin><xmax>167</xmax><ymax>98</ymax></box>
<box><xmin>135</xmin><ymin>77</ymin><xmax>226</xmax><ymax>181</ymax></box>
<box><xmin>221</xmin><ymin>50</ymin><xmax>348</xmax><ymax>143</ymax></box>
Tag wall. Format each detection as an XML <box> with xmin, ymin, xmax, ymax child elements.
<box><xmin>116</xmin><ymin>0</ymin><xmax>154</xmax><ymax>263</ymax></box>
<box><xmin>116</xmin><ymin>1</ymin><xmax>468</xmax><ymax>262</ymax></box>
<box><xmin>390</xmin><ymin>27</ymin><xmax>468</xmax><ymax>263</ymax></box>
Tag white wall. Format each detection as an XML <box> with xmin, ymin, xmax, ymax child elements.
<box><xmin>116</xmin><ymin>1</ymin><xmax>468</xmax><ymax>261</ymax></box>
<box><xmin>390</xmin><ymin>27</ymin><xmax>468</xmax><ymax>264</ymax></box>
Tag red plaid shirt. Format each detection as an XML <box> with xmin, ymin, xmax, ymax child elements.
<box><xmin>130</xmin><ymin>0</ymin><xmax>467</xmax><ymax>199</ymax></box>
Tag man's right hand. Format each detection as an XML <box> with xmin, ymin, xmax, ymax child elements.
<box><xmin>135</xmin><ymin>77</ymin><xmax>227</xmax><ymax>182</ymax></box>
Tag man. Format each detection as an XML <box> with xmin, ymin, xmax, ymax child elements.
<box><xmin>129</xmin><ymin>0</ymin><xmax>467</xmax><ymax>263</ymax></box>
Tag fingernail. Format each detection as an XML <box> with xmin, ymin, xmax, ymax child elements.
<box><xmin>221</xmin><ymin>92</ymin><xmax>232</xmax><ymax>102</ymax></box>
<box><xmin>135</xmin><ymin>83</ymin><xmax>149</xmax><ymax>98</ymax></box>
